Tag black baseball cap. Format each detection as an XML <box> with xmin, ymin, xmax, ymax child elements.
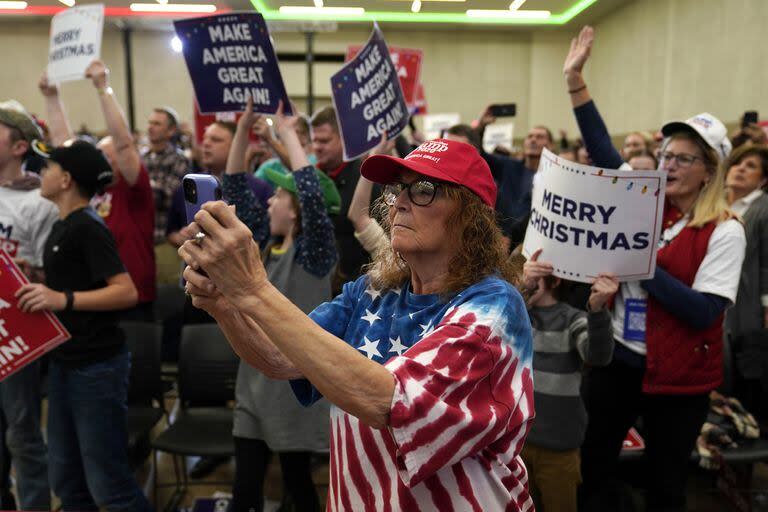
<box><xmin>32</xmin><ymin>139</ymin><xmax>113</xmax><ymax>197</ymax></box>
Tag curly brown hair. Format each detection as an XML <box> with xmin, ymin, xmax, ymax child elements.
<box><xmin>366</xmin><ymin>184</ymin><xmax>521</xmax><ymax>299</ymax></box>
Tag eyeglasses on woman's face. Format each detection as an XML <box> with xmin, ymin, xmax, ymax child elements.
<box><xmin>658</xmin><ymin>151</ymin><xmax>703</xmax><ymax>169</ymax></box>
<box><xmin>383</xmin><ymin>179</ymin><xmax>442</xmax><ymax>207</ymax></box>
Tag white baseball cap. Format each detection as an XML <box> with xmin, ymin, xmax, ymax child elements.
<box><xmin>661</xmin><ymin>112</ymin><xmax>732</xmax><ymax>162</ymax></box>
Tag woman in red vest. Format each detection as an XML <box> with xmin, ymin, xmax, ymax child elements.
<box><xmin>543</xmin><ymin>26</ymin><xmax>747</xmax><ymax>511</ymax></box>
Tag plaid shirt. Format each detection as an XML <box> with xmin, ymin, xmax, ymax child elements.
<box><xmin>142</xmin><ymin>144</ymin><xmax>190</xmax><ymax>244</ymax></box>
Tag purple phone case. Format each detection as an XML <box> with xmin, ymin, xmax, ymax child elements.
<box><xmin>183</xmin><ymin>174</ymin><xmax>222</xmax><ymax>224</ymax></box>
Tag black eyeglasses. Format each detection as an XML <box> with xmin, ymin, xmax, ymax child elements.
<box><xmin>658</xmin><ymin>151</ymin><xmax>703</xmax><ymax>168</ymax></box>
<box><xmin>383</xmin><ymin>179</ymin><xmax>441</xmax><ymax>207</ymax></box>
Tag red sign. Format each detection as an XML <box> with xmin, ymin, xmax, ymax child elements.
<box><xmin>193</xmin><ymin>100</ymin><xmax>260</xmax><ymax>145</ymax></box>
<box><xmin>622</xmin><ymin>427</ymin><xmax>646</xmax><ymax>451</ymax></box>
<box><xmin>346</xmin><ymin>45</ymin><xmax>423</xmax><ymax>107</ymax></box>
<box><xmin>0</xmin><ymin>250</ymin><xmax>70</xmax><ymax>382</ymax></box>
<box><xmin>413</xmin><ymin>83</ymin><xmax>427</xmax><ymax>116</ymax></box>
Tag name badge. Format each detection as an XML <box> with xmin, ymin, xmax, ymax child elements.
<box><xmin>623</xmin><ymin>298</ymin><xmax>647</xmax><ymax>343</ymax></box>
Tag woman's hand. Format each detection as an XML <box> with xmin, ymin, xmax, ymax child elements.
<box><xmin>523</xmin><ymin>248</ymin><xmax>554</xmax><ymax>291</ymax></box>
<box><xmin>14</xmin><ymin>284</ymin><xmax>65</xmax><ymax>313</ymax></box>
<box><xmin>183</xmin><ymin>265</ymin><xmax>234</xmax><ymax>317</ymax></box>
<box><xmin>588</xmin><ymin>272</ymin><xmax>619</xmax><ymax>311</ymax></box>
<box><xmin>563</xmin><ymin>26</ymin><xmax>594</xmax><ymax>88</ymax></box>
<box><xmin>178</xmin><ymin>201</ymin><xmax>268</xmax><ymax>304</ymax></box>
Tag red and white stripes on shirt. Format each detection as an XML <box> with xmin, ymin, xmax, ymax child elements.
<box><xmin>326</xmin><ymin>304</ymin><xmax>535</xmax><ymax>511</ymax></box>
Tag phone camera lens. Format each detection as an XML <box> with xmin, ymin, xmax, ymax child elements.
<box><xmin>183</xmin><ymin>178</ymin><xmax>197</xmax><ymax>203</ymax></box>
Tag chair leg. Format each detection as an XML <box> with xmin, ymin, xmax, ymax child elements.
<box><xmin>163</xmin><ymin>454</ymin><xmax>185</xmax><ymax>512</ymax></box>
<box><xmin>152</xmin><ymin>449</ymin><xmax>158</xmax><ymax>507</ymax></box>
<box><xmin>181</xmin><ymin>456</ymin><xmax>189</xmax><ymax>498</ymax></box>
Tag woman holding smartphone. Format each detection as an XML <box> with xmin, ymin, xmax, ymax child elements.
<box><xmin>220</xmin><ymin>99</ymin><xmax>341</xmax><ymax>512</ymax></box>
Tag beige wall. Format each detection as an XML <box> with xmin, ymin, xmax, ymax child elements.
<box><xmin>584</xmin><ymin>0</ymin><xmax>768</xmax><ymax>135</ymax></box>
<box><xmin>1</xmin><ymin>0</ymin><xmax>766</xmax><ymax>140</ymax></box>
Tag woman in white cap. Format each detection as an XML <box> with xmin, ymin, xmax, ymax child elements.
<box><xmin>179</xmin><ymin>138</ymin><xmax>535</xmax><ymax>511</ymax></box>
<box><xmin>542</xmin><ymin>25</ymin><xmax>747</xmax><ymax>511</ymax></box>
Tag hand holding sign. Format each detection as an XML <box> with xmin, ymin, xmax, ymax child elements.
<box><xmin>369</xmin><ymin>134</ymin><xmax>395</xmax><ymax>157</ymax></box>
<box><xmin>522</xmin><ymin>149</ymin><xmax>666</xmax><ymax>282</ymax></box>
<box><xmin>85</xmin><ymin>59</ymin><xmax>109</xmax><ymax>90</ymax></box>
<box><xmin>588</xmin><ymin>273</ymin><xmax>619</xmax><ymax>311</ymax></box>
<box><xmin>522</xmin><ymin>248</ymin><xmax>554</xmax><ymax>292</ymax></box>
<box><xmin>237</xmin><ymin>97</ymin><xmax>263</xmax><ymax>134</ymax></box>
<box><xmin>15</xmin><ymin>284</ymin><xmax>66</xmax><ymax>313</ymax></box>
<box><xmin>0</xmin><ymin>250</ymin><xmax>70</xmax><ymax>383</ymax></box>
<box><xmin>331</xmin><ymin>26</ymin><xmax>409</xmax><ymax>161</ymax></box>
<box><xmin>273</xmin><ymin>100</ymin><xmax>299</xmax><ymax>135</ymax></box>
<box><xmin>38</xmin><ymin>73</ymin><xmax>59</xmax><ymax>97</ymax></box>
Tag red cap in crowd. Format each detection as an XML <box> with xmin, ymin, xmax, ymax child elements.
<box><xmin>361</xmin><ymin>139</ymin><xmax>497</xmax><ymax>208</ymax></box>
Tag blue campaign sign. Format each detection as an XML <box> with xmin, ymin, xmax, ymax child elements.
<box><xmin>331</xmin><ymin>27</ymin><xmax>409</xmax><ymax>161</ymax></box>
<box><xmin>174</xmin><ymin>13</ymin><xmax>291</xmax><ymax>115</ymax></box>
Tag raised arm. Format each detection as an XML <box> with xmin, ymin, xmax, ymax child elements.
<box><xmin>273</xmin><ymin>100</ymin><xmax>310</xmax><ymax>171</ymax></box>
<box><xmin>222</xmin><ymin>97</ymin><xmax>270</xmax><ymax>243</ymax></box>
<box><xmin>38</xmin><ymin>73</ymin><xmax>73</xmax><ymax>146</ymax></box>
<box><xmin>253</xmin><ymin>117</ymin><xmax>291</xmax><ymax>169</ymax></box>
<box><xmin>226</xmin><ymin>98</ymin><xmax>259</xmax><ymax>176</ymax></box>
<box><xmin>348</xmin><ymin>175</ymin><xmax>376</xmax><ymax>233</ymax></box>
<box><xmin>563</xmin><ymin>26</ymin><xmax>625</xmax><ymax>169</ymax></box>
<box><xmin>274</xmin><ymin>102</ymin><xmax>338</xmax><ymax>276</ymax></box>
<box><xmin>85</xmin><ymin>60</ymin><xmax>141</xmax><ymax>185</ymax></box>
<box><xmin>348</xmin><ymin>135</ymin><xmax>393</xmax><ymax>234</ymax></box>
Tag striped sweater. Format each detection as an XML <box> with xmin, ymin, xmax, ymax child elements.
<box><xmin>527</xmin><ymin>302</ymin><xmax>613</xmax><ymax>450</ymax></box>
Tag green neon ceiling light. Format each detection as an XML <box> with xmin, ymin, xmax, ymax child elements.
<box><xmin>249</xmin><ymin>0</ymin><xmax>596</xmax><ymax>24</ymax></box>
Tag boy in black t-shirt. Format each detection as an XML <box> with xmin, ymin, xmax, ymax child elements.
<box><xmin>15</xmin><ymin>139</ymin><xmax>154</xmax><ymax>511</ymax></box>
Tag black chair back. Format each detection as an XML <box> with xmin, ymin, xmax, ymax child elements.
<box><xmin>154</xmin><ymin>284</ymin><xmax>186</xmax><ymax>325</ymax></box>
<box><xmin>179</xmin><ymin>324</ymin><xmax>239</xmax><ymax>407</ymax></box>
<box><xmin>122</xmin><ymin>322</ymin><xmax>163</xmax><ymax>405</ymax></box>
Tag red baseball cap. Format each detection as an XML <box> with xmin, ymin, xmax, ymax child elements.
<box><xmin>361</xmin><ymin>139</ymin><xmax>497</xmax><ymax>208</ymax></box>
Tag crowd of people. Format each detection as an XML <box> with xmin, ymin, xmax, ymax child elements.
<box><xmin>0</xmin><ymin>23</ymin><xmax>766</xmax><ymax>512</ymax></box>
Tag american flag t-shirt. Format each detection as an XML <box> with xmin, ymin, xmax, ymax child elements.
<box><xmin>292</xmin><ymin>275</ymin><xmax>535</xmax><ymax>511</ymax></box>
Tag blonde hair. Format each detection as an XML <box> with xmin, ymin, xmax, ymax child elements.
<box><xmin>625</xmin><ymin>131</ymin><xmax>651</xmax><ymax>151</ymax></box>
<box><xmin>663</xmin><ymin>132</ymin><xmax>734</xmax><ymax>228</ymax></box>
<box><xmin>366</xmin><ymin>185</ymin><xmax>521</xmax><ymax>298</ymax></box>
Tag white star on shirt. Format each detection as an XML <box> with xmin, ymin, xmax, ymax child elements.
<box><xmin>408</xmin><ymin>312</ymin><xmax>416</xmax><ymax>320</ymax></box>
<box><xmin>361</xmin><ymin>309</ymin><xmax>381</xmax><ymax>326</ymax></box>
<box><xmin>364</xmin><ymin>286</ymin><xmax>382</xmax><ymax>302</ymax></box>
<box><xmin>389</xmin><ymin>336</ymin><xmax>407</xmax><ymax>356</ymax></box>
<box><xmin>419</xmin><ymin>323</ymin><xmax>433</xmax><ymax>337</ymax></box>
<box><xmin>358</xmin><ymin>337</ymin><xmax>382</xmax><ymax>360</ymax></box>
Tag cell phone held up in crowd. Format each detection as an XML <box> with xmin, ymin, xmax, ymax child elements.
<box><xmin>742</xmin><ymin>110</ymin><xmax>759</xmax><ymax>128</ymax></box>
<box><xmin>489</xmin><ymin>103</ymin><xmax>517</xmax><ymax>118</ymax></box>
<box><xmin>183</xmin><ymin>174</ymin><xmax>222</xmax><ymax>225</ymax></box>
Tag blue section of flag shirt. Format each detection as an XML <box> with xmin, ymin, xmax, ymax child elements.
<box><xmin>290</xmin><ymin>273</ymin><xmax>532</xmax><ymax>406</ymax></box>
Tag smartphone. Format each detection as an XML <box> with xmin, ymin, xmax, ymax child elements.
<box><xmin>183</xmin><ymin>174</ymin><xmax>222</xmax><ymax>224</ymax></box>
<box><xmin>489</xmin><ymin>103</ymin><xmax>517</xmax><ymax>118</ymax></box>
<box><xmin>743</xmin><ymin>111</ymin><xmax>759</xmax><ymax>128</ymax></box>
